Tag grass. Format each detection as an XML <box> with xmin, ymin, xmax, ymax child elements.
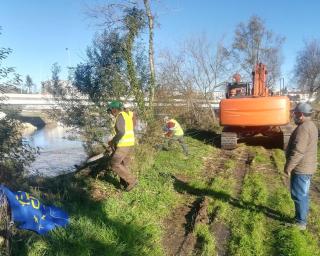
<box><xmin>228</xmin><ymin>170</ymin><xmax>270</xmax><ymax>256</ymax></box>
<box><xmin>12</xmin><ymin>137</ymin><xmax>216</xmax><ymax>256</ymax></box>
<box><xmin>272</xmin><ymin>148</ymin><xmax>286</xmax><ymax>173</ymax></box>
<box><xmin>207</xmin><ymin>144</ymin><xmax>320</xmax><ymax>256</ymax></box>
<box><xmin>274</xmin><ymin>228</ymin><xmax>320</xmax><ymax>256</ymax></box>
<box><xmin>194</xmin><ymin>223</ymin><xmax>216</xmax><ymax>256</ymax></box>
<box><xmin>250</xmin><ymin>146</ymin><xmax>270</xmax><ymax>165</ymax></box>
<box><xmin>11</xmin><ymin>138</ymin><xmax>320</xmax><ymax>255</ymax></box>
<box><xmin>267</xmin><ymin>147</ymin><xmax>320</xmax><ymax>256</ymax></box>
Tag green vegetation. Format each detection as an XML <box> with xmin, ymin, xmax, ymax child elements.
<box><xmin>6</xmin><ymin>135</ymin><xmax>320</xmax><ymax>255</ymax></box>
<box><xmin>0</xmin><ymin>29</ymin><xmax>37</xmax><ymax>189</ymax></box>
<box><xmin>197</xmin><ymin>143</ymin><xmax>320</xmax><ymax>256</ymax></box>
<box><xmin>13</xmin><ymin>137</ymin><xmax>216</xmax><ymax>255</ymax></box>
<box><xmin>9</xmin><ymin>137</ymin><xmax>320</xmax><ymax>256</ymax></box>
<box><xmin>274</xmin><ymin>228</ymin><xmax>320</xmax><ymax>256</ymax></box>
<box><xmin>2</xmin><ymin>4</ymin><xmax>320</xmax><ymax>255</ymax></box>
<box><xmin>194</xmin><ymin>223</ymin><xmax>216</xmax><ymax>256</ymax></box>
<box><xmin>228</xmin><ymin>170</ymin><xmax>270</xmax><ymax>255</ymax></box>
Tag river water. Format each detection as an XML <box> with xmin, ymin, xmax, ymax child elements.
<box><xmin>24</xmin><ymin>125</ymin><xmax>87</xmax><ymax>177</ymax></box>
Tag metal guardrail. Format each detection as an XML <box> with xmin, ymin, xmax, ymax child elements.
<box><xmin>0</xmin><ymin>93</ymin><xmax>222</xmax><ymax>110</ymax></box>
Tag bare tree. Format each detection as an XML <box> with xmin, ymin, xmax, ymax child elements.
<box><xmin>294</xmin><ymin>39</ymin><xmax>320</xmax><ymax>97</ymax></box>
<box><xmin>232</xmin><ymin>15</ymin><xmax>285</xmax><ymax>86</ymax></box>
<box><xmin>157</xmin><ymin>50</ymin><xmax>200</xmax><ymax>126</ymax></box>
<box><xmin>157</xmin><ymin>36</ymin><xmax>229</xmax><ymax>127</ymax></box>
<box><xmin>186</xmin><ymin>35</ymin><xmax>229</xmax><ymax>123</ymax></box>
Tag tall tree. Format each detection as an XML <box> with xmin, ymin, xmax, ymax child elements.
<box><xmin>122</xmin><ymin>6</ymin><xmax>147</xmax><ymax>116</ymax></box>
<box><xmin>25</xmin><ymin>75</ymin><xmax>34</xmax><ymax>93</ymax></box>
<box><xmin>0</xmin><ymin>34</ymin><xmax>13</xmax><ymax>81</ymax></box>
<box><xmin>232</xmin><ymin>16</ymin><xmax>285</xmax><ymax>86</ymax></box>
<box><xmin>86</xmin><ymin>2</ymin><xmax>151</xmax><ymax>119</ymax></box>
<box><xmin>294</xmin><ymin>39</ymin><xmax>320</xmax><ymax>96</ymax></box>
<box><xmin>143</xmin><ymin>0</ymin><xmax>156</xmax><ymax>109</ymax></box>
<box><xmin>74</xmin><ymin>30</ymin><xmax>128</xmax><ymax>103</ymax></box>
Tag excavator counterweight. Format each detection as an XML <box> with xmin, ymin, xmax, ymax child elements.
<box><xmin>219</xmin><ymin>63</ymin><xmax>292</xmax><ymax>149</ymax></box>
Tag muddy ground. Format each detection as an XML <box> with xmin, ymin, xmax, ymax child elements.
<box><xmin>162</xmin><ymin>135</ymin><xmax>320</xmax><ymax>256</ymax></box>
<box><xmin>162</xmin><ymin>143</ymin><xmax>251</xmax><ymax>255</ymax></box>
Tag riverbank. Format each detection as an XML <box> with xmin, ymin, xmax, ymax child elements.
<box><xmin>10</xmin><ymin>135</ymin><xmax>320</xmax><ymax>255</ymax></box>
<box><xmin>12</xmin><ymin>136</ymin><xmax>214</xmax><ymax>255</ymax></box>
<box><xmin>21</xmin><ymin>122</ymin><xmax>37</xmax><ymax>136</ymax></box>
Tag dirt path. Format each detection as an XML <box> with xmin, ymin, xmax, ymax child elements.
<box><xmin>162</xmin><ymin>197</ymin><xmax>196</xmax><ymax>256</ymax></box>
<box><xmin>162</xmin><ymin>141</ymin><xmax>320</xmax><ymax>256</ymax></box>
<box><xmin>162</xmin><ymin>146</ymin><xmax>252</xmax><ymax>256</ymax></box>
<box><xmin>209</xmin><ymin>147</ymin><xmax>252</xmax><ymax>256</ymax></box>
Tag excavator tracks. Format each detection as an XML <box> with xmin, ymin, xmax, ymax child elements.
<box><xmin>221</xmin><ymin>132</ymin><xmax>238</xmax><ymax>150</ymax></box>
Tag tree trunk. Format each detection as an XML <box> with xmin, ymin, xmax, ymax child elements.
<box><xmin>204</xmin><ymin>94</ymin><xmax>217</xmax><ymax>124</ymax></box>
<box><xmin>143</xmin><ymin>0</ymin><xmax>156</xmax><ymax>112</ymax></box>
<box><xmin>124</xmin><ymin>33</ymin><xmax>146</xmax><ymax>118</ymax></box>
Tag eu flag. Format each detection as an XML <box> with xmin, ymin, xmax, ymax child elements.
<box><xmin>0</xmin><ymin>185</ymin><xmax>69</xmax><ymax>235</ymax></box>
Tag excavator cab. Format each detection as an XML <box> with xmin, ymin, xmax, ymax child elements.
<box><xmin>226</xmin><ymin>73</ymin><xmax>250</xmax><ymax>98</ymax></box>
<box><xmin>226</xmin><ymin>82</ymin><xmax>250</xmax><ymax>98</ymax></box>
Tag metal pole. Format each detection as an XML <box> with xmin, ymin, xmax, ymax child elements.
<box><xmin>279</xmin><ymin>78</ymin><xmax>282</xmax><ymax>95</ymax></box>
<box><xmin>66</xmin><ymin>48</ymin><xmax>71</xmax><ymax>68</ymax></box>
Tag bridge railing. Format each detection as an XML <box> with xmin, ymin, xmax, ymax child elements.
<box><xmin>0</xmin><ymin>93</ymin><xmax>221</xmax><ymax>110</ymax></box>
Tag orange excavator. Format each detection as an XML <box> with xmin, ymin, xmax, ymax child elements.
<box><xmin>220</xmin><ymin>63</ymin><xmax>292</xmax><ymax>149</ymax></box>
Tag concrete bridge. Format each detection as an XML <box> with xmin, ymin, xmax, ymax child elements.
<box><xmin>0</xmin><ymin>93</ymin><xmax>221</xmax><ymax>111</ymax></box>
<box><xmin>1</xmin><ymin>93</ymin><xmax>59</xmax><ymax>110</ymax></box>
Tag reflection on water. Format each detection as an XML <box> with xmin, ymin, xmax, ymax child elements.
<box><xmin>24</xmin><ymin>125</ymin><xmax>87</xmax><ymax>177</ymax></box>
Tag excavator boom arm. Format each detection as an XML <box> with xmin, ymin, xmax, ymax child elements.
<box><xmin>252</xmin><ymin>63</ymin><xmax>269</xmax><ymax>97</ymax></box>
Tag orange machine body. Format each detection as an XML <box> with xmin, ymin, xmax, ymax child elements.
<box><xmin>220</xmin><ymin>63</ymin><xmax>291</xmax><ymax>149</ymax></box>
<box><xmin>220</xmin><ymin>96</ymin><xmax>290</xmax><ymax>126</ymax></box>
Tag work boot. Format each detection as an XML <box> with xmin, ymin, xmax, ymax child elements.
<box><xmin>284</xmin><ymin>221</ymin><xmax>307</xmax><ymax>230</ymax></box>
<box><xmin>295</xmin><ymin>223</ymin><xmax>307</xmax><ymax>230</ymax></box>
<box><xmin>120</xmin><ymin>178</ymin><xmax>128</xmax><ymax>189</ymax></box>
<box><xmin>126</xmin><ymin>180</ymin><xmax>138</xmax><ymax>192</ymax></box>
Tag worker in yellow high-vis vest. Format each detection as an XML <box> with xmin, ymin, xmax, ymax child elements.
<box><xmin>107</xmin><ymin>100</ymin><xmax>137</xmax><ymax>192</ymax></box>
<box><xmin>162</xmin><ymin>116</ymin><xmax>189</xmax><ymax>156</ymax></box>
<box><xmin>123</xmin><ymin>102</ymin><xmax>137</xmax><ymax>130</ymax></box>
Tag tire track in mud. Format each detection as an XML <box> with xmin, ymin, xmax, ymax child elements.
<box><xmin>162</xmin><ymin>147</ymin><xmax>252</xmax><ymax>256</ymax></box>
<box><xmin>214</xmin><ymin>145</ymin><xmax>320</xmax><ymax>255</ymax></box>
<box><xmin>208</xmin><ymin>147</ymin><xmax>252</xmax><ymax>256</ymax></box>
<box><xmin>162</xmin><ymin>195</ymin><xmax>196</xmax><ymax>256</ymax></box>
